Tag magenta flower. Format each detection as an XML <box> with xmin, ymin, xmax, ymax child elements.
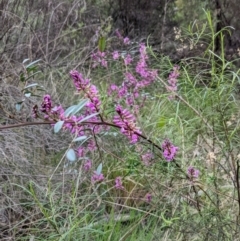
<box><xmin>77</xmin><ymin>147</ymin><xmax>85</xmax><ymax>158</ymax></box>
<box><xmin>84</xmin><ymin>160</ymin><xmax>92</xmax><ymax>171</ymax></box>
<box><xmin>123</xmin><ymin>37</ymin><xmax>130</xmax><ymax>45</ymax></box>
<box><xmin>85</xmin><ymin>84</ymin><xmax>101</xmax><ymax>112</ymax></box>
<box><xmin>124</xmin><ymin>54</ymin><xmax>133</xmax><ymax>65</ymax></box>
<box><xmin>187</xmin><ymin>166</ymin><xmax>200</xmax><ymax>179</ymax></box>
<box><xmin>87</xmin><ymin>139</ymin><xmax>97</xmax><ymax>152</ymax></box>
<box><xmin>101</xmin><ymin>59</ymin><xmax>108</xmax><ymax>68</ymax></box>
<box><xmin>126</xmin><ymin>96</ymin><xmax>134</xmax><ymax>105</ymax></box>
<box><xmin>135</xmin><ymin>43</ymin><xmax>157</xmax><ymax>85</ymax></box>
<box><xmin>91</xmin><ymin>50</ymin><xmax>107</xmax><ymax>68</ymax></box>
<box><xmin>118</xmin><ymin>85</ymin><xmax>128</xmax><ymax>98</ymax></box>
<box><xmin>69</xmin><ymin>70</ymin><xmax>90</xmax><ymax>91</ymax></box>
<box><xmin>50</xmin><ymin>105</ymin><xmax>65</xmax><ymax>122</ymax></box>
<box><xmin>145</xmin><ymin>193</ymin><xmax>152</xmax><ymax>203</ymax></box>
<box><xmin>139</xmin><ymin>43</ymin><xmax>147</xmax><ymax>59</ymax></box>
<box><xmin>125</xmin><ymin>72</ymin><xmax>137</xmax><ymax>85</ymax></box>
<box><xmin>70</xmin><ymin>70</ymin><xmax>101</xmax><ymax>113</ymax></box>
<box><xmin>115</xmin><ymin>30</ymin><xmax>130</xmax><ymax>45</ymax></box>
<box><xmin>40</xmin><ymin>94</ymin><xmax>52</xmax><ymax>113</ymax></box>
<box><xmin>136</xmin><ymin>60</ymin><xmax>148</xmax><ymax>78</ymax></box>
<box><xmin>141</xmin><ymin>150</ymin><xmax>154</xmax><ymax>166</ymax></box>
<box><xmin>113</xmin><ymin>105</ymin><xmax>141</xmax><ymax>144</ymax></box>
<box><xmin>91</xmin><ymin>171</ymin><xmax>104</xmax><ymax>183</ymax></box>
<box><xmin>112</xmin><ymin>51</ymin><xmax>119</xmax><ymax>60</ymax></box>
<box><xmin>115</xmin><ymin>176</ymin><xmax>124</xmax><ymax>190</ymax></box>
<box><xmin>115</xmin><ymin>29</ymin><xmax>123</xmax><ymax>39</ymax></box>
<box><xmin>162</xmin><ymin>139</ymin><xmax>179</xmax><ymax>161</ymax></box>
<box><xmin>166</xmin><ymin>66</ymin><xmax>180</xmax><ymax>98</ymax></box>
<box><xmin>107</xmin><ymin>84</ymin><xmax>119</xmax><ymax>96</ymax></box>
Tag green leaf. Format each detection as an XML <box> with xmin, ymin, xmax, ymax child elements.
<box><xmin>158</xmin><ymin>117</ymin><xmax>167</xmax><ymax>128</ymax></box>
<box><xmin>23</xmin><ymin>83</ymin><xmax>38</xmax><ymax>89</ymax></box>
<box><xmin>20</xmin><ymin>73</ymin><xmax>25</xmax><ymax>82</ymax></box>
<box><xmin>22</xmin><ymin>58</ymin><xmax>30</xmax><ymax>64</ymax></box>
<box><xmin>26</xmin><ymin>66</ymin><xmax>37</xmax><ymax>74</ymax></box>
<box><xmin>15</xmin><ymin>103</ymin><xmax>22</xmax><ymax>112</ymax></box>
<box><xmin>64</xmin><ymin>105</ymin><xmax>77</xmax><ymax>117</ymax></box>
<box><xmin>98</xmin><ymin>37</ymin><xmax>106</xmax><ymax>52</ymax></box>
<box><xmin>73</xmin><ymin>136</ymin><xmax>87</xmax><ymax>142</ymax></box>
<box><xmin>24</xmin><ymin>92</ymin><xmax>31</xmax><ymax>98</ymax></box>
<box><xmin>66</xmin><ymin>149</ymin><xmax>76</xmax><ymax>162</ymax></box>
<box><xmin>96</xmin><ymin>163</ymin><xmax>102</xmax><ymax>175</ymax></box>
<box><xmin>26</xmin><ymin>59</ymin><xmax>41</xmax><ymax>69</ymax></box>
<box><xmin>72</xmin><ymin>99</ymin><xmax>89</xmax><ymax>115</ymax></box>
<box><xmin>24</xmin><ymin>71</ymin><xmax>42</xmax><ymax>81</ymax></box>
<box><xmin>78</xmin><ymin>112</ymin><xmax>99</xmax><ymax>123</ymax></box>
<box><xmin>54</xmin><ymin>121</ymin><xmax>64</xmax><ymax>133</ymax></box>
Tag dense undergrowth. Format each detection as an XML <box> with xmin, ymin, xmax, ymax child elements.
<box><xmin>1</xmin><ymin>1</ymin><xmax>240</xmax><ymax>240</ymax></box>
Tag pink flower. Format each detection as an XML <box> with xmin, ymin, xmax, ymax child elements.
<box><xmin>112</xmin><ymin>51</ymin><xmax>119</xmax><ymax>60</ymax></box>
<box><xmin>77</xmin><ymin>147</ymin><xmax>85</xmax><ymax>157</ymax></box>
<box><xmin>123</xmin><ymin>37</ymin><xmax>130</xmax><ymax>45</ymax></box>
<box><xmin>87</xmin><ymin>139</ymin><xmax>97</xmax><ymax>152</ymax></box>
<box><xmin>91</xmin><ymin>171</ymin><xmax>104</xmax><ymax>183</ymax></box>
<box><xmin>187</xmin><ymin>166</ymin><xmax>200</xmax><ymax>179</ymax></box>
<box><xmin>125</xmin><ymin>72</ymin><xmax>137</xmax><ymax>85</ymax></box>
<box><xmin>126</xmin><ymin>96</ymin><xmax>134</xmax><ymax>105</ymax></box>
<box><xmin>116</xmin><ymin>29</ymin><xmax>123</xmax><ymax>39</ymax></box>
<box><xmin>107</xmin><ymin>84</ymin><xmax>119</xmax><ymax>96</ymax></box>
<box><xmin>136</xmin><ymin>60</ymin><xmax>148</xmax><ymax>78</ymax></box>
<box><xmin>141</xmin><ymin>151</ymin><xmax>154</xmax><ymax>166</ymax></box>
<box><xmin>162</xmin><ymin>139</ymin><xmax>179</xmax><ymax>161</ymax></box>
<box><xmin>118</xmin><ymin>85</ymin><xmax>128</xmax><ymax>98</ymax></box>
<box><xmin>40</xmin><ymin>95</ymin><xmax>52</xmax><ymax>113</ymax></box>
<box><xmin>84</xmin><ymin>160</ymin><xmax>92</xmax><ymax>171</ymax></box>
<box><xmin>166</xmin><ymin>66</ymin><xmax>180</xmax><ymax>98</ymax></box>
<box><xmin>113</xmin><ymin>105</ymin><xmax>141</xmax><ymax>143</ymax></box>
<box><xmin>50</xmin><ymin>105</ymin><xmax>65</xmax><ymax>121</ymax></box>
<box><xmin>69</xmin><ymin>70</ymin><xmax>90</xmax><ymax>91</ymax></box>
<box><xmin>90</xmin><ymin>50</ymin><xmax>107</xmax><ymax>68</ymax></box>
<box><xmin>70</xmin><ymin>70</ymin><xmax>101</xmax><ymax>113</ymax></box>
<box><xmin>145</xmin><ymin>193</ymin><xmax>152</xmax><ymax>203</ymax></box>
<box><xmin>101</xmin><ymin>59</ymin><xmax>108</xmax><ymax>68</ymax></box>
<box><xmin>115</xmin><ymin>176</ymin><xmax>124</xmax><ymax>189</ymax></box>
<box><xmin>139</xmin><ymin>43</ymin><xmax>147</xmax><ymax>59</ymax></box>
<box><xmin>124</xmin><ymin>54</ymin><xmax>133</xmax><ymax>65</ymax></box>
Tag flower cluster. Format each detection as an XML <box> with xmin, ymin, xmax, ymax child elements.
<box><xmin>141</xmin><ymin>150</ymin><xmax>154</xmax><ymax>166</ymax></box>
<box><xmin>115</xmin><ymin>29</ymin><xmax>130</xmax><ymax>45</ymax></box>
<box><xmin>84</xmin><ymin>160</ymin><xmax>92</xmax><ymax>171</ymax></box>
<box><xmin>124</xmin><ymin>54</ymin><xmax>133</xmax><ymax>65</ymax></box>
<box><xmin>31</xmin><ymin>32</ymin><xmax>187</xmax><ymax>195</ymax></box>
<box><xmin>108</xmin><ymin>43</ymin><xmax>157</xmax><ymax>107</ymax></box>
<box><xmin>32</xmin><ymin>69</ymin><xmax>104</xmax><ymax>168</ymax></box>
<box><xmin>70</xmin><ymin>70</ymin><xmax>101</xmax><ymax>113</ymax></box>
<box><xmin>91</xmin><ymin>50</ymin><xmax>108</xmax><ymax>68</ymax></box>
<box><xmin>187</xmin><ymin>166</ymin><xmax>200</xmax><ymax>180</ymax></box>
<box><xmin>112</xmin><ymin>50</ymin><xmax>120</xmax><ymax>60</ymax></box>
<box><xmin>40</xmin><ymin>94</ymin><xmax>52</xmax><ymax>113</ymax></box>
<box><xmin>166</xmin><ymin>66</ymin><xmax>180</xmax><ymax>98</ymax></box>
<box><xmin>91</xmin><ymin>171</ymin><xmax>104</xmax><ymax>183</ymax></box>
<box><xmin>162</xmin><ymin>139</ymin><xmax>179</xmax><ymax>161</ymax></box>
<box><xmin>113</xmin><ymin>105</ymin><xmax>141</xmax><ymax>143</ymax></box>
<box><xmin>115</xmin><ymin>176</ymin><xmax>124</xmax><ymax>190</ymax></box>
<box><xmin>145</xmin><ymin>193</ymin><xmax>152</xmax><ymax>203</ymax></box>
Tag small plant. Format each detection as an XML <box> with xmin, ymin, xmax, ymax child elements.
<box><xmin>2</xmin><ymin>9</ymin><xmax>240</xmax><ymax>241</ymax></box>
